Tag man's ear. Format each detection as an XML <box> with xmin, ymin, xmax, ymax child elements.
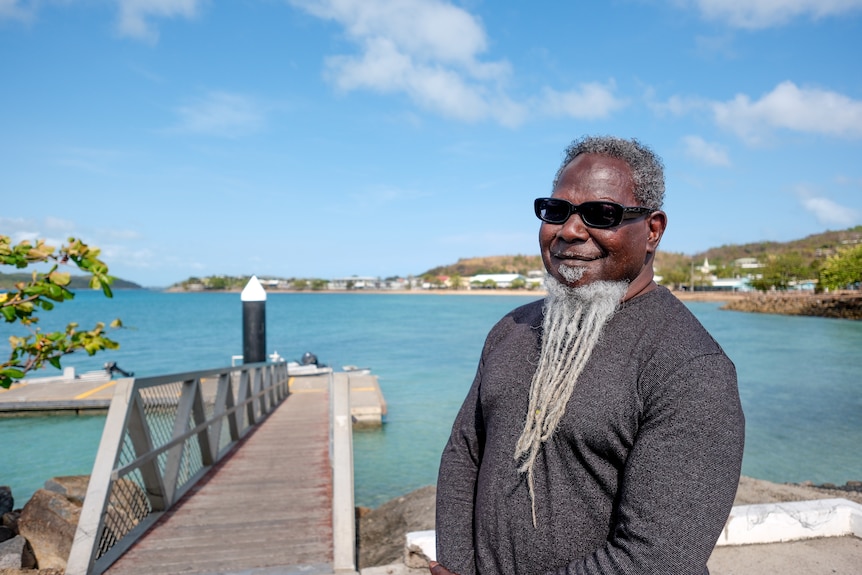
<box><xmin>646</xmin><ymin>210</ymin><xmax>667</xmax><ymax>254</ymax></box>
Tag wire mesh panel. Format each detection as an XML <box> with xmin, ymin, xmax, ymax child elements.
<box><xmin>67</xmin><ymin>361</ymin><xmax>290</xmax><ymax>575</ymax></box>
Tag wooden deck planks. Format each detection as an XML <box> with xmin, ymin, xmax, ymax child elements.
<box><xmin>104</xmin><ymin>389</ymin><xmax>334</xmax><ymax>575</ymax></box>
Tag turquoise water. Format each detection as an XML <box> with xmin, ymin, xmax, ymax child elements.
<box><xmin>1</xmin><ymin>290</ymin><xmax>860</xmax><ymax>508</ymax></box>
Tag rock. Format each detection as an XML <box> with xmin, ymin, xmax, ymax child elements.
<box><xmin>3</xmin><ymin>510</ymin><xmax>20</xmax><ymax>531</ymax></box>
<box><xmin>43</xmin><ymin>475</ymin><xmax>89</xmax><ymax>505</ymax></box>
<box><xmin>358</xmin><ymin>485</ymin><xmax>436</xmax><ymax>569</ymax></box>
<box><xmin>0</xmin><ymin>525</ymin><xmax>15</xmax><ymax>543</ymax></box>
<box><xmin>0</xmin><ymin>486</ymin><xmax>13</xmax><ymax>515</ymax></box>
<box><xmin>17</xmin><ymin>488</ymin><xmax>82</xmax><ymax>571</ymax></box>
<box><xmin>404</xmin><ymin>530</ymin><xmax>436</xmax><ymax>569</ymax></box>
<box><xmin>0</xmin><ymin>535</ymin><xmax>37</xmax><ymax>570</ymax></box>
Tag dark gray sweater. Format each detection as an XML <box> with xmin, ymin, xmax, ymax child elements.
<box><xmin>436</xmin><ymin>286</ymin><xmax>745</xmax><ymax>575</ymax></box>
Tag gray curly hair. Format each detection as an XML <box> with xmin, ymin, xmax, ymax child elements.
<box><xmin>552</xmin><ymin>135</ymin><xmax>665</xmax><ymax>210</ymax></box>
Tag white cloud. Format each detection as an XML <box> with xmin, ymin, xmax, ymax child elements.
<box><xmin>682</xmin><ymin>135</ymin><xmax>731</xmax><ymax>166</ymax></box>
<box><xmin>540</xmin><ymin>82</ymin><xmax>627</xmax><ymax>120</ymax></box>
<box><xmin>43</xmin><ymin>216</ymin><xmax>77</xmax><ymax>233</ymax></box>
<box><xmin>289</xmin><ymin>0</ymin><xmax>528</xmax><ymax>126</ymax></box>
<box><xmin>289</xmin><ymin>0</ymin><xmax>633</xmax><ymax>126</ymax></box>
<box><xmin>0</xmin><ymin>0</ymin><xmax>34</xmax><ymax>20</ymax></box>
<box><xmin>116</xmin><ymin>0</ymin><xmax>202</xmax><ymax>42</ymax></box>
<box><xmin>685</xmin><ymin>0</ymin><xmax>862</xmax><ymax>29</ymax></box>
<box><xmin>99</xmin><ymin>244</ymin><xmax>155</xmax><ymax>269</ymax></box>
<box><xmin>0</xmin><ymin>217</ymin><xmax>82</xmax><ymax>251</ymax></box>
<box><xmin>172</xmin><ymin>91</ymin><xmax>265</xmax><ymax>137</ymax></box>
<box><xmin>291</xmin><ymin>0</ymin><xmax>489</xmax><ymax>67</ymax></box>
<box><xmin>797</xmin><ymin>189</ymin><xmax>860</xmax><ymax>227</ymax></box>
<box><xmin>713</xmin><ymin>82</ymin><xmax>862</xmax><ymax>143</ymax></box>
<box><xmin>650</xmin><ymin>94</ymin><xmax>708</xmax><ymax>117</ymax></box>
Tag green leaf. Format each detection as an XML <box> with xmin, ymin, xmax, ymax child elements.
<box><xmin>48</xmin><ymin>271</ymin><xmax>71</xmax><ymax>286</ymax></box>
<box><xmin>1</xmin><ymin>307</ymin><xmax>16</xmax><ymax>322</ymax></box>
<box><xmin>0</xmin><ymin>367</ymin><xmax>26</xmax><ymax>379</ymax></box>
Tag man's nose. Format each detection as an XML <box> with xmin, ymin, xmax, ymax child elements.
<box><xmin>556</xmin><ymin>213</ymin><xmax>590</xmax><ymax>241</ymax></box>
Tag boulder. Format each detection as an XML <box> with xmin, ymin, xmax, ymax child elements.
<box><xmin>0</xmin><ymin>535</ymin><xmax>37</xmax><ymax>570</ymax></box>
<box><xmin>3</xmin><ymin>510</ymin><xmax>21</xmax><ymax>531</ymax></box>
<box><xmin>0</xmin><ymin>486</ymin><xmax>13</xmax><ymax>514</ymax></box>
<box><xmin>17</xmin><ymin>488</ymin><xmax>82</xmax><ymax>571</ymax></box>
<box><xmin>43</xmin><ymin>475</ymin><xmax>89</xmax><ymax>505</ymax></box>
<box><xmin>358</xmin><ymin>485</ymin><xmax>436</xmax><ymax>569</ymax></box>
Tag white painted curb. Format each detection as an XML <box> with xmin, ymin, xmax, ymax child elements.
<box><xmin>406</xmin><ymin>498</ymin><xmax>862</xmax><ymax>558</ymax></box>
<box><xmin>716</xmin><ymin>498</ymin><xmax>862</xmax><ymax>546</ymax></box>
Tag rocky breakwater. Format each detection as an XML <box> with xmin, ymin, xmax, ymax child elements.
<box><xmin>0</xmin><ymin>477</ymin><xmax>89</xmax><ymax>575</ymax></box>
<box><xmin>722</xmin><ymin>290</ymin><xmax>862</xmax><ymax>320</ymax></box>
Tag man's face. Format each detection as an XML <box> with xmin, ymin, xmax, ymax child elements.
<box><xmin>539</xmin><ymin>153</ymin><xmax>663</xmax><ymax>295</ymax></box>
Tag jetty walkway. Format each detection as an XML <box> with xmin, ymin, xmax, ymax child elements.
<box><xmin>102</xmin><ymin>374</ymin><xmax>337</xmax><ymax>575</ymax></box>
<box><xmin>12</xmin><ymin>361</ymin><xmax>388</xmax><ymax>575</ymax></box>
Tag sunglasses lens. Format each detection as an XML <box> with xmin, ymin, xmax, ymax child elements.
<box><xmin>580</xmin><ymin>202</ymin><xmax>622</xmax><ymax>228</ymax></box>
<box><xmin>537</xmin><ymin>199</ymin><xmax>570</xmax><ymax>223</ymax></box>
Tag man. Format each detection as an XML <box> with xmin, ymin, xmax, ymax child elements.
<box><xmin>433</xmin><ymin>136</ymin><xmax>745</xmax><ymax>575</ymax></box>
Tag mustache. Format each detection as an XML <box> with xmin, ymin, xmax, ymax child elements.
<box><xmin>558</xmin><ymin>264</ymin><xmax>585</xmax><ymax>284</ymax></box>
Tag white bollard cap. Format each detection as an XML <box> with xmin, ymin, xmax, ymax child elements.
<box><xmin>241</xmin><ymin>275</ymin><xmax>267</xmax><ymax>302</ymax></box>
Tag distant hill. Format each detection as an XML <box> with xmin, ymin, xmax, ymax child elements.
<box><xmin>659</xmin><ymin>225</ymin><xmax>862</xmax><ymax>273</ymax></box>
<box><xmin>0</xmin><ymin>273</ymin><xmax>142</xmax><ymax>290</ymax></box>
<box><xmin>421</xmin><ymin>226</ymin><xmax>862</xmax><ymax>277</ymax></box>
<box><xmin>422</xmin><ymin>254</ymin><xmax>544</xmax><ymax>277</ymax></box>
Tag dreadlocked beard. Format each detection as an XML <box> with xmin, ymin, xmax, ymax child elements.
<box><xmin>514</xmin><ymin>271</ymin><xmax>629</xmax><ymax>527</ymax></box>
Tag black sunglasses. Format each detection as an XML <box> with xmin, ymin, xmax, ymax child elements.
<box><xmin>534</xmin><ymin>197</ymin><xmax>655</xmax><ymax>229</ymax></box>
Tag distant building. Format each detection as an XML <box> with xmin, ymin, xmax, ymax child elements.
<box><xmin>328</xmin><ymin>276</ymin><xmax>380</xmax><ymax>290</ymax></box>
<box><xmin>468</xmin><ymin>273</ymin><xmax>525</xmax><ymax>289</ymax></box>
<box><xmin>699</xmin><ymin>258</ymin><xmax>716</xmax><ymax>275</ymax></box>
<box><xmin>734</xmin><ymin>257</ymin><xmax>764</xmax><ymax>269</ymax></box>
<box><xmin>526</xmin><ymin>270</ymin><xmax>545</xmax><ymax>289</ymax></box>
<box><xmin>710</xmin><ymin>277</ymin><xmax>753</xmax><ymax>292</ymax></box>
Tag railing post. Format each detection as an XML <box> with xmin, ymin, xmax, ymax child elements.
<box><xmin>331</xmin><ymin>373</ymin><xmax>357</xmax><ymax>574</ymax></box>
<box><xmin>66</xmin><ymin>378</ymin><xmax>136</xmax><ymax>575</ymax></box>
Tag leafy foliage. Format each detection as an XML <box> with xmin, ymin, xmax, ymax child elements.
<box><xmin>654</xmin><ymin>226</ymin><xmax>862</xmax><ymax>291</ymax></box>
<box><xmin>0</xmin><ymin>235</ymin><xmax>121</xmax><ymax>388</ymax></box>
<box><xmin>749</xmin><ymin>253</ymin><xmax>817</xmax><ymax>291</ymax></box>
<box><xmin>819</xmin><ymin>244</ymin><xmax>862</xmax><ymax>291</ymax></box>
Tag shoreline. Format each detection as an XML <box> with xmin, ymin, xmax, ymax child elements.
<box><xmin>162</xmin><ymin>286</ymin><xmax>861</xmax><ymax>319</ymax></box>
<box><xmin>162</xmin><ymin>286</ymin><xmax>745</xmax><ymax>301</ymax></box>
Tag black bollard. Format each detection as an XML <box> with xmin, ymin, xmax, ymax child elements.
<box><xmin>241</xmin><ymin>276</ymin><xmax>267</xmax><ymax>364</ymax></box>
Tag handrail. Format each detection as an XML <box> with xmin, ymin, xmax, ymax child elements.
<box><xmin>331</xmin><ymin>373</ymin><xmax>357</xmax><ymax>573</ymax></box>
<box><xmin>65</xmin><ymin>361</ymin><xmax>290</xmax><ymax>575</ymax></box>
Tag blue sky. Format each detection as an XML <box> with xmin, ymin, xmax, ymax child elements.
<box><xmin>2</xmin><ymin>0</ymin><xmax>861</xmax><ymax>287</ymax></box>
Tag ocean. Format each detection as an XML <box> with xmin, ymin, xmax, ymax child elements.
<box><xmin>1</xmin><ymin>289</ymin><xmax>861</xmax><ymax>508</ymax></box>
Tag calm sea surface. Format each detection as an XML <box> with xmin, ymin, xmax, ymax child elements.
<box><xmin>1</xmin><ymin>290</ymin><xmax>861</xmax><ymax>507</ymax></box>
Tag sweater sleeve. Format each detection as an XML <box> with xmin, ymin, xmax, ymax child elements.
<box><xmin>564</xmin><ymin>352</ymin><xmax>745</xmax><ymax>575</ymax></box>
<box><xmin>436</xmin><ymin>354</ymin><xmax>487</xmax><ymax>575</ymax></box>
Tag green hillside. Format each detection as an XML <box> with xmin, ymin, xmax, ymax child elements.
<box><xmin>421</xmin><ymin>226</ymin><xmax>862</xmax><ymax>280</ymax></box>
<box><xmin>0</xmin><ymin>273</ymin><xmax>142</xmax><ymax>291</ymax></box>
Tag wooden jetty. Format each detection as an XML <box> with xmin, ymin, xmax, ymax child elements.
<box><xmin>59</xmin><ymin>362</ymin><xmax>382</xmax><ymax>575</ymax></box>
<box><xmin>0</xmin><ymin>367</ymin><xmax>386</xmax><ymax>425</ymax></box>
<box><xmin>103</xmin><ymin>379</ymin><xmax>334</xmax><ymax>575</ymax></box>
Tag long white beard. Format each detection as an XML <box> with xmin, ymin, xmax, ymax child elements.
<box><xmin>514</xmin><ymin>274</ymin><xmax>629</xmax><ymax>526</ymax></box>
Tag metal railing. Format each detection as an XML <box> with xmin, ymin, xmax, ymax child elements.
<box><xmin>65</xmin><ymin>361</ymin><xmax>290</xmax><ymax>575</ymax></box>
